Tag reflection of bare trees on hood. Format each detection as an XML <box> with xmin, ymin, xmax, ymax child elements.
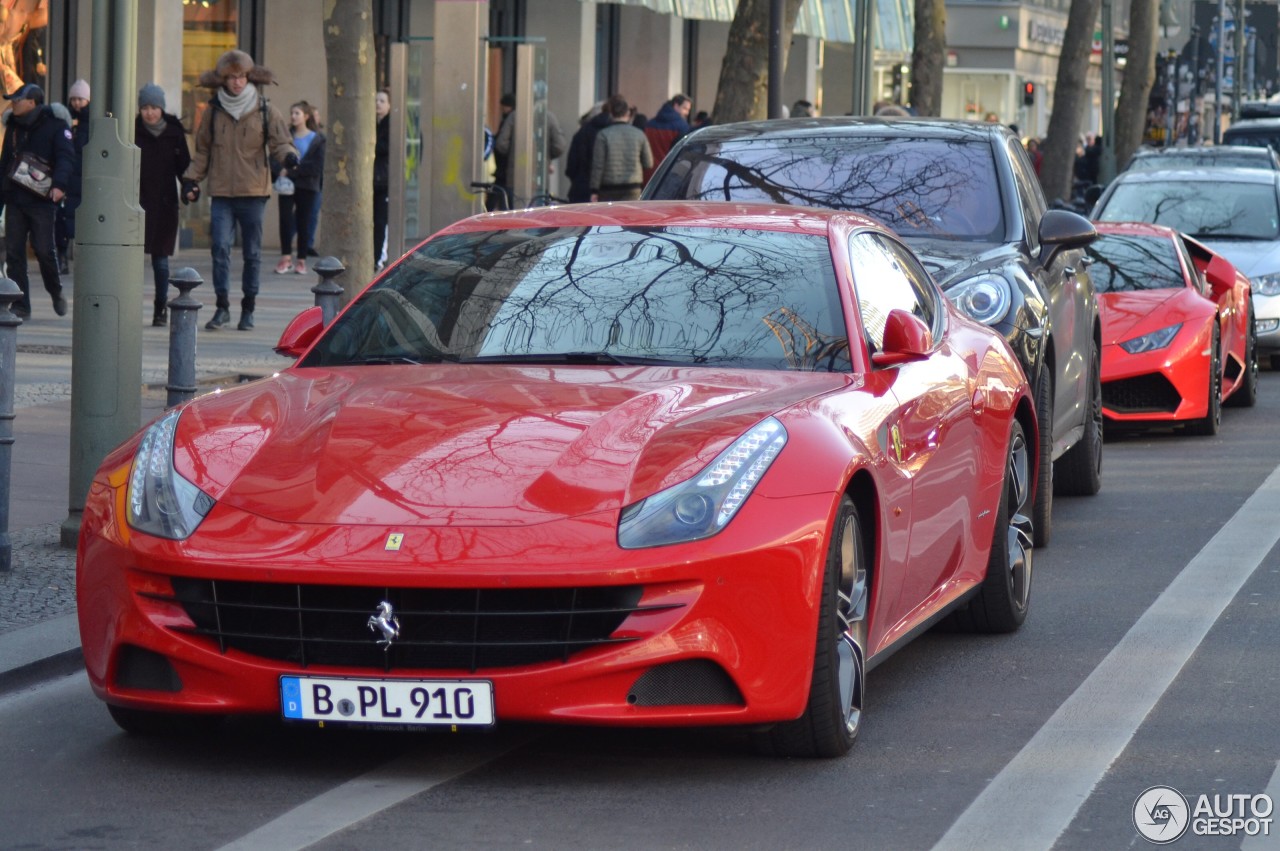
<box><xmin>305</xmin><ymin>227</ymin><xmax>850</xmax><ymax>373</ymax></box>
<box><xmin>656</xmin><ymin>138</ymin><xmax>1003</xmax><ymax>240</ymax></box>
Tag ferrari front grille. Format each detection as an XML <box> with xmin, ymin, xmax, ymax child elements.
<box><xmin>1102</xmin><ymin>373</ymin><xmax>1181</xmax><ymax>414</ymax></box>
<box><xmin>154</xmin><ymin>579</ymin><xmax>669</xmax><ymax>672</ymax></box>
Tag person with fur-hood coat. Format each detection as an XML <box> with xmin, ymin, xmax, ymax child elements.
<box><xmin>181</xmin><ymin>49</ymin><xmax>297</xmax><ymax>332</ymax></box>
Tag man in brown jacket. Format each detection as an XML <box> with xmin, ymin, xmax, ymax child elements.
<box><xmin>182</xmin><ymin>49</ymin><xmax>297</xmax><ymax>331</ymax></box>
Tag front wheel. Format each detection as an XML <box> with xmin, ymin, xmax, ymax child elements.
<box><xmin>1187</xmin><ymin>324</ymin><xmax>1223</xmax><ymax>436</ymax></box>
<box><xmin>1031</xmin><ymin>362</ymin><xmax>1053</xmax><ymax>547</ymax></box>
<box><xmin>755</xmin><ymin>495</ymin><xmax>868</xmax><ymax>758</ymax></box>
<box><xmin>1225</xmin><ymin>306</ymin><xmax>1258</xmax><ymax>408</ymax></box>
<box><xmin>1055</xmin><ymin>339</ymin><xmax>1103</xmax><ymax>496</ymax></box>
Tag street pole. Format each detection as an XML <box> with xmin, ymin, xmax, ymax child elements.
<box><xmin>1233</xmin><ymin>0</ymin><xmax>1245</xmax><ymax>117</ymax></box>
<box><xmin>1100</xmin><ymin>0</ymin><xmax>1117</xmax><ymax>184</ymax></box>
<box><xmin>1167</xmin><ymin>51</ymin><xmax>1178</xmax><ymax>146</ymax></box>
<box><xmin>1215</xmin><ymin>0</ymin><xmax>1225</xmax><ymax>142</ymax></box>
<box><xmin>62</xmin><ymin>0</ymin><xmax>145</xmax><ymax>547</ymax></box>
<box><xmin>852</xmin><ymin>0</ymin><xmax>875</xmax><ymax>114</ymax></box>
<box><xmin>768</xmin><ymin>0</ymin><xmax>783</xmax><ymax>118</ymax></box>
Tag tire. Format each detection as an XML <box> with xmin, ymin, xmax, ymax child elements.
<box><xmin>1054</xmin><ymin>339</ymin><xmax>1102</xmax><ymax>496</ymax></box>
<box><xmin>1187</xmin><ymin>325</ymin><xmax>1223</xmax><ymax>436</ymax></box>
<box><xmin>1225</xmin><ymin>307</ymin><xmax>1258</xmax><ymax>408</ymax></box>
<box><xmin>953</xmin><ymin>419</ymin><xmax>1033</xmax><ymax>633</ymax></box>
<box><xmin>107</xmin><ymin>704</ymin><xmax>224</xmax><ymax>737</ymax></box>
<box><xmin>1031</xmin><ymin>363</ymin><xmax>1053</xmax><ymax>548</ymax></box>
<box><xmin>755</xmin><ymin>495</ymin><xmax>868</xmax><ymax>758</ymax></box>
<box><xmin>1271</xmin><ymin>354</ymin><xmax>1280</xmax><ymax>372</ymax></box>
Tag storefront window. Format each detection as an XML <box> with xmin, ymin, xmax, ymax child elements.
<box><xmin>180</xmin><ymin>0</ymin><xmax>238</xmax><ymax>247</ymax></box>
<box><xmin>0</xmin><ymin>1</ymin><xmax>49</xmax><ymax>96</ymax></box>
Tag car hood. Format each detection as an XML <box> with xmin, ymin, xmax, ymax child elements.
<box><xmin>900</xmin><ymin>238</ymin><xmax>1014</xmax><ymax>286</ymax></box>
<box><xmin>172</xmin><ymin>366</ymin><xmax>848</xmax><ymax>527</ymax></box>
<box><xmin>1193</xmin><ymin>237</ymin><xmax>1280</xmax><ymax>278</ymax></box>
<box><xmin>1099</xmin><ymin>289</ymin><xmax>1207</xmax><ymax>344</ymax></box>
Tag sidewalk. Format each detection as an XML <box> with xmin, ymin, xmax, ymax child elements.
<box><xmin>0</xmin><ymin>246</ymin><xmax>329</xmax><ymax>685</ymax></box>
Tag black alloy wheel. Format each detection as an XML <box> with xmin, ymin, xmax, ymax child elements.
<box><xmin>1055</xmin><ymin>339</ymin><xmax>1103</xmax><ymax>496</ymax></box>
<box><xmin>1188</xmin><ymin>325</ymin><xmax>1223</xmax><ymax>436</ymax></box>
<box><xmin>1031</xmin><ymin>362</ymin><xmax>1053</xmax><ymax>547</ymax></box>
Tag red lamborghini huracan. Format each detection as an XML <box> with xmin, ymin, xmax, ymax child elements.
<box><xmin>1090</xmin><ymin>221</ymin><xmax>1258</xmax><ymax>435</ymax></box>
<box><xmin>77</xmin><ymin>202</ymin><xmax>1035</xmax><ymax>758</ymax></box>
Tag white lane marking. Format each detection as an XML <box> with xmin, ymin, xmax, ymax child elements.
<box><xmin>217</xmin><ymin>731</ymin><xmax>530</xmax><ymax>851</ymax></box>
<box><xmin>1240</xmin><ymin>761</ymin><xmax>1280</xmax><ymax>851</ymax></box>
<box><xmin>934</xmin><ymin>465</ymin><xmax>1280</xmax><ymax>851</ymax></box>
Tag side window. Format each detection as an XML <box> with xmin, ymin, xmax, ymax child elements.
<box><xmin>847</xmin><ymin>231</ymin><xmax>936</xmax><ymax>353</ymax></box>
<box><xmin>1007</xmin><ymin>137</ymin><xmax>1044</xmax><ymax>250</ymax></box>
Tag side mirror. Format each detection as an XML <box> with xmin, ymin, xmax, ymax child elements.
<box><xmin>1039</xmin><ymin>209</ymin><xmax>1098</xmax><ymax>267</ymax></box>
<box><xmin>274</xmin><ymin>305</ymin><xmax>325</xmax><ymax>359</ymax></box>
<box><xmin>1198</xmin><ymin>253</ymin><xmax>1238</xmax><ymax>298</ymax></box>
<box><xmin>872</xmin><ymin>309</ymin><xmax>933</xmax><ymax>367</ymax></box>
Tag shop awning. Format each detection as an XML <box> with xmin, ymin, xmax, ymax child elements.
<box><xmin>586</xmin><ymin>0</ymin><xmax>912</xmax><ymax>50</ymax></box>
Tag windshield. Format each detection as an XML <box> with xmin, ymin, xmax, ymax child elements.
<box><xmin>302</xmin><ymin>226</ymin><xmax>851</xmax><ymax>372</ymax></box>
<box><xmin>646</xmin><ymin>136</ymin><xmax>1006</xmax><ymax>241</ymax></box>
<box><xmin>1096</xmin><ymin>180</ymin><xmax>1280</xmax><ymax>239</ymax></box>
<box><xmin>1086</xmin><ymin>234</ymin><xmax>1186</xmax><ymax>293</ymax></box>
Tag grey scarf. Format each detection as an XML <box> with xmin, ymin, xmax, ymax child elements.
<box><xmin>219</xmin><ymin>82</ymin><xmax>257</xmax><ymax>121</ymax></box>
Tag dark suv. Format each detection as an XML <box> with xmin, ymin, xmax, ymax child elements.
<box><xmin>644</xmin><ymin>118</ymin><xmax>1102</xmax><ymax>546</ymax></box>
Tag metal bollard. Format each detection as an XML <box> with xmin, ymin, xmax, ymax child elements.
<box><xmin>166</xmin><ymin>267</ymin><xmax>204</xmax><ymax>409</ymax></box>
<box><xmin>311</xmin><ymin>256</ymin><xmax>346</xmax><ymax>326</ymax></box>
<box><xmin>0</xmin><ymin>278</ymin><xmax>22</xmax><ymax>571</ymax></box>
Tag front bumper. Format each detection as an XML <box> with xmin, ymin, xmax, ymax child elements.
<box><xmin>1100</xmin><ymin>329</ymin><xmax>1212</xmax><ymax>424</ymax></box>
<box><xmin>76</xmin><ymin>478</ymin><xmax>834</xmax><ymax>728</ymax></box>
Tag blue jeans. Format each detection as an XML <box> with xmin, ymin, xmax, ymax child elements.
<box><xmin>210</xmin><ymin>196</ymin><xmax>266</xmax><ymax>312</ymax></box>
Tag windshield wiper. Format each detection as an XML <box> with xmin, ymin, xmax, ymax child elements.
<box><xmin>343</xmin><ymin>354</ymin><xmax>436</xmax><ymax>366</ymax></box>
<box><xmin>461</xmin><ymin>351</ymin><xmax>686</xmax><ymax>366</ymax></box>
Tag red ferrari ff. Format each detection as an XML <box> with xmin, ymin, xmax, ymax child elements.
<box><xmin>1090</xmin><ymin>221</ymin><xmax>1257</xmax><ymax>435</ymax></box>
<box><xmin>77</xmin><ymin>202</ymin><xmax>1035</xmax><ymax>758</ymax></box>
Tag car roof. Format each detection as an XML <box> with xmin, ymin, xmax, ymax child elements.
<box><xmin>437</xmin><ymin>200</ymin><xmax>887</xmax><ymax>238</ymax></box>
<box><xmin>1111</xmin><ymin>166</ymin><xmax>1280</xmax><ymax>185</ymax></box>
<box><xmin>667</xmin><ymin>116</ymin><xmax>1014</xmax><ymax>145</ymax></box>
<box><xmin>1131</xmin><ymin>145</ymin><xmax>1274</xmax><ymax>159</ymax></box>
<box><xmin>1225</xmin><ymin>117</ymin><xmax>1280</xmax><ymax>129</ymax></box>
<box><xmin>1093</xmin><ymin>221</ymin><xmax>1179</xmax><ymax>240</ymax></box>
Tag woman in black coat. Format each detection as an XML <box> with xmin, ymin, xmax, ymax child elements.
<box><xmin>136</xmin><ymin>84</ymin><xmax>192</xmax><ymax>326</ymax></box>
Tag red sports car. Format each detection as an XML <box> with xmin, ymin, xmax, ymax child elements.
<box><xmin>77</xmin><ymin>202</ymin><xmax>1035</xmax><ymax>758</ymax></box>
<box><xmin>1090</xmin><ymin>221</ymin><xmax>1258</xmax><ymax>435</ymax></box>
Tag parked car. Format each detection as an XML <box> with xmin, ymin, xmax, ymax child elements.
<box><xmin>1222</xmin><ymin>117</ymin><xmax>1280</xmax><ymax>154</ymax></box>
<box><xmin>1091</xmin><ymin>167</ymin><xmax>1280</xmax><ymax>368</ymax></box>
<box><xmin>644</xmin><ymin>117</ymin><xmax>1101</xmax><ymax>547</ymax></box>
<box><xmin>77</xmin><ymin>201</ymin><xmax>1036</xmax><ymax>758</ymax></box>
<box><xmin>1122</xmin><ymin>145</ymin><xmax>1280</xmax><ymax>173</ymax></box>
<box><xmin>1088</xmin><ymin>222</ymin><xmax>1258</xmax><ymax>435</ymax></box>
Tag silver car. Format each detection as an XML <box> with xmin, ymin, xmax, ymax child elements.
<box><xmin>1091</xmin><ymin>167</ymin><xmax>1280</xmax><ymax>367</ymax></box>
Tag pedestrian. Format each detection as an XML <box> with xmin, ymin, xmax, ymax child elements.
<box><xmin>791</xmin><ymin>99</ymin><xmax>815</xmax><ymax>118</ymax></box>
<box><xmin>489</xmin><ymin>92</ymin><xmax>516</xmax><ymax>210</ymax></box>
<box><xmin>590</xmin><ymin>93</ymin><xmax>653</xmax><ymax>202</ymax></box>
<box><xmin>135</xmin><ymin>83</ymin><xmax>191</xmax><ymax>327</ymax></box>
<box><xmin>566</xmin><ymin>103</ymin><xmax>610</xmax><ymax>203</ymax></box>
<box><xmin>642</xmin><ymin>93</ymin><xmax>690</xmax><ymax>182</ymax></box>
<box><xmin>273</xmin><ymin>100</ymin><xmax>325</xmax><ymax>277</ymax></box>
<box><xmin>373</xmin><ymin>87</ymin><xmax>390</xmax><ymax>271</ymax></box>
<box><xmin>303</xmin><ymin>102</ymin><xmax>323</xmax><ymax>259</ymax></box>
<box><xmin>55</xmin><ymin>77</ymin><xmax>89</xmax><ymax>275</ymax></box>
<box><xmin>692</xmin><ymin>110</ymin><xmax>711</xmax><ymax>129</ymax></box>
<box><xmin>182</xmin><ymin>49</ymin><xmax>297</xmax><ymax>332</ymax></box>
<box><xmin>0</xmin><ymin>83</ymin><xmax>73</xmax><ymax>320</ymax></box>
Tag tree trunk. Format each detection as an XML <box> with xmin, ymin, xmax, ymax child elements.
<box><xmin>1038</xmin><ymin>0</ymin><xmax>1102</xmax><ymax>205</ymax></box>
<box><xmin>322</xmin><ymin>0</ymin><xmax>375</xmax><ymax>302</ymax></box>
<box><xmin>1114</xmin><ymin>0</ymin><xmax>1159</xmax><ymax>169</ymax></box>
<box><xmin>711</xmin><ymin>0</ymin><xmax>805</xmax><ymax>123</ymax></box>
<box><xmin>910</xmin><ymin>0</ymin><xmax>946</xmax><ymax>116</ymax></box>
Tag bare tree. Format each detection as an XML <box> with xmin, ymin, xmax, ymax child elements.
<box><xmin>1114</xmin><ymin>0</ymin><xmax>1160</xmax><ymax>168</ymax></box>
<box><xmin>910</xmin><ymin>0</ymin><xmax>947</xmax><ymax>116</ymax></box>
<box><xmin>1039</xmin><ymin>0</ymin><xmax>1102</xmax><ymax>204</ymax></box>
<box><xmin>711</xmin><ymin>0</ymin><xmax>806</xmax><ymax>123</ymax></box>
<box><xmin>322</xmin><ymin>0</ymin><xmax>375</xmax><ymax>301</ymax></box>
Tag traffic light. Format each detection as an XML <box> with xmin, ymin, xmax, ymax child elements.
<box><xmin>1023</xmin><ymin>81</ymin><xmax>1036</xmax><ymax>106</ymax></box>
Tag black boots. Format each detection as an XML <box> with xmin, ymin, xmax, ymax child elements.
<box><xmin>237</xmin><ymin>311</ymin><xmax>255</xmax><ymax>331</ymax></box>
<box><xmin>152</xmin><ymin>305</ymin><xmax>167</xmax><ymax>327</ymax></box>
<box><xmin>205</xmin><ymin>306</ymin><xmax>231</xmax><ymax>330</ymax></box>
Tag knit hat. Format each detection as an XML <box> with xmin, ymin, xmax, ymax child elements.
<box><xmin>138</xmin><ymin>83</ymin><xmax>165</xmax><ymax>110</ymax></box>
<box><xmin>69</xmin><ymin>79</ymin><xmax>90</xmax><ymax>101</ymax></box>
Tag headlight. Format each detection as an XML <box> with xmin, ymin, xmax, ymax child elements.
<box><xmin>1257</xmin><ymin>318</ymin><xmax>1280</xmax><ymax>334</ymax></box>
<box><xmin>946</xmin><ymin>274</ymin><xmax>1012</xmax><ymax>325</ymax></box>
<box><xmin>1119</xmin><ymin>323</ymin><xmax>1183</xmax><ymax>354</ymax></box>
<box><xmin>1253</xmin><ymin>272</ymin><xmax>1280</xmax><ymax>296</ymax></box>
<box><xmin>618</xmin><ymin>418</ymin><xmax>787</xmax><ymax>549</ymax></box>
<box><xmin>127</xmin><ymin>409</ymin><xmax>215</xmax><ymax>540</ymax></box>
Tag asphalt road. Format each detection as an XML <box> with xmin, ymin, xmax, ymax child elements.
<box><xmin>3</xmin><ymin>373</ymin><xmax>1280</xmax><ymax>850</ymax></box>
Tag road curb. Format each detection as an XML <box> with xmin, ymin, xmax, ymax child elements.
<box><xmin>0</xmin><ymin>613</ymin><xmax>82</xmax><ymax>694</ymax></box>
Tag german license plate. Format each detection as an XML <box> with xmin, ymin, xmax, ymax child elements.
<box><xmin>280</xmin><ymin>676</ymin><xmax>495</xmax><ymax>727</ymax></box>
